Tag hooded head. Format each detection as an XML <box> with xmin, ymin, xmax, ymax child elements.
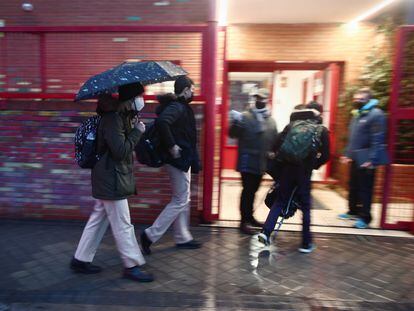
<box><xmin>118</xmin><ymin>82</ymin><xmax>144</xmax><ymax>102</ymax></box>
<box><xmin>96</xmin><ymin>94</ymin><xmax>119</xmax><ymax>115</ymax></box>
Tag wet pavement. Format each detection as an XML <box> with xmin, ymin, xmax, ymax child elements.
<box><xmin>0</xmin><ymin>220</ymin><xmax>413</xmax><ymax>310</ymax></box>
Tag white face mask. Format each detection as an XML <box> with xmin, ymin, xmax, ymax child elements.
<box><xmin>132</xmin><ymin>96</ymin><xmax>145</xmax><ymax>112</ymax></box>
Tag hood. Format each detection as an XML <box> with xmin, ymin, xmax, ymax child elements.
<box><xmin>155</xmin><ymin>93</ymin><xmax>178</xmax><ymax>115</ymax></box>
<box><xmin>96</xmin><ymin>94</ymin><xmax>119</xmax><ymax>115</ymax></box>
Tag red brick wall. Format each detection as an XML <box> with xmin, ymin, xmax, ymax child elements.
<box><xmin>0</xmin><ymin>0</ymin><xmax>209</xmax><ymax>26</ymax></box>
<box><xmin>0</xmin><ymin>100</ymin><xmax>204</xmax><ymax>224</ymax></box>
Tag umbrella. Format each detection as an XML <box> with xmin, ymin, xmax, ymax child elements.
<box><xmin>75</xmin><ymin>61</ymin><xmax>187</xmax><ymax>101</ymax></box>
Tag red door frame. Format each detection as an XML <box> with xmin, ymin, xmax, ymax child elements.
<box><xmin>220</xmin><ymin>60</ymin><xmax>344</xmax><ymax>185</ymax></box>
<box><xmin>381</xmin><ymin>25</ymin><xmax>414</xmax><ymax>230</ymax></box>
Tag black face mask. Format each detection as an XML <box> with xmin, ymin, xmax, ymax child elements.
<box><xmin>353</xmin><ymin>100</ymin><xmax>367</xmax><ymax>109</ymax></box>
<box><xmin>255</xmin><ymin>101</ymin><xmax>266</xmax><ymax>109</ymax></box>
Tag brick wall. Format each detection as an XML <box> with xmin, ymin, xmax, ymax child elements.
<box><xmin>0</xmin><ymin>0</ymin><xmax>209</xmax><ymax>26</ymax></box>
<box><xmin>225</xmin><ymin>23</ymin><xmax>381</xmax><ymax>183</ymax></box>
<box><xmin>226</xmin><ymin>23</ymin><xmax>377</xmax><ymax>82</ymax></box>
<box><xmin>0</xmin><ymin>100</ymin><xmax>205</xmax><ymax>224</ymax></box>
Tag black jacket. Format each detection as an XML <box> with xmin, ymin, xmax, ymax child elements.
<box><xmin>229</xmin><ymin>109</ymin><xmax>278</xmax><ymax>175</ymax></box>
<box><xmin>155</xmin><ymin>94</ymin><xmax>201</xmax><ymax>173</ymax></box>
<box><xmin>92</xmin><ymin>95</ymin><xmax>142</xmax><ymax>200</ymax></box>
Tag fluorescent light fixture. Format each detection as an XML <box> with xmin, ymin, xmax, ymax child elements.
<box><xmin>153</xmin><ymin>1</ymin><xmax>170</xmax><ymax>6</ymax></box>
<box><xmin>350</xmin><ymin>0</ymin><xmax>398</xmax><ymax>24</ymax></box>
<box><xmin>218</xmin><ymin>0</ymin><xmax>228</xmax><ymax>26</ymax></box>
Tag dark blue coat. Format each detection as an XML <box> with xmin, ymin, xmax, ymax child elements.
<box><xmin>345</xmin><ymin>107</ymin><xmax>387</xmax><ymax>166</ymax></box>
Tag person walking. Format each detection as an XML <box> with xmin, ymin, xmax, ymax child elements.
<box><xmin>70</xmin><ymin>82</ymin><xmax>154</xmax><ymax>282</ymax></box>
<box><xmin>259</xmin><ymin>103</ymin><xmax>330</xmax><ymax>253</ymax></box>
<box><xmin>140</xmin><ymin>76</ymin><xmax>202</xmax><ymax>254</ymax></box>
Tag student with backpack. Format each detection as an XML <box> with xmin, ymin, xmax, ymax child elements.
<box><xmin>71</xmin><ymin>82</ymin><xmax>154</xmax><ymax>282</ymax></box>
<box><xmin>258</xmin><ymin>103</ymin><xmax>330</xmax><ymax>253</ymax></box>
<box><xmin>140</xmin><ymin>76</ymin><xmax>202</xmax><ymax>255</ymax></box>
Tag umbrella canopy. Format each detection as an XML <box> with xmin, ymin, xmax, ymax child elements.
<box><xmin>75</xmin><ymin>61</ymin><xmax>187</xmax><ymax>101</ymax></box>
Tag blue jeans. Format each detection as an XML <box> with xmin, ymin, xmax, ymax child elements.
<box><xmin>263</xmin><ymin>165</ymin><xmax>312</xmax><ymax>247</ymax></box>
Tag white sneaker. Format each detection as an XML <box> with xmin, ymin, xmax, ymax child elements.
<box><xmin>298</xmin><ymin>243</ymin><xmax>316</xmax><ymax>253</ymax></box>
<box><xmin>258</xmin><ymin>233</ymin><xmax>270</xmax><ymax>246</ymax></box>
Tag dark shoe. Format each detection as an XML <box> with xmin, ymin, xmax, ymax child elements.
<box><xmin>123</xmin><ymin>266</ymin><xmax>154</xmax><ymax>282</ymax></box>
<box><xmin>250</xmin><ymin>218</ymin><xmax>264</xmax><ymax>228</ymax></box>
<box><xmin>239</xmin><ymin>222</ymin><xmax>255</xmax><ymax>235</ymax></box>
<box><xmin>70</xmin><ymin>258</ymin><xmax>102</xmax><ymax>274</ymax></box>
<box><xmin>176</xmin><ymin>239</ymin><xmax>202</xmax><ymax>249</ymax></box>
<box><xmin>140</xmin><ymin>231</ymin><xmax>152</xmax><ymax>255</ymax></box>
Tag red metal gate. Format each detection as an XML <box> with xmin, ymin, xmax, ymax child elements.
<box><xmin>381</xmin><ymin>26</ymin><xmax>414</xmax><ymax>231</ymax></box>
<box><xmin>0</xmin><ymin>24</ymin><xmax>219</xmax><ymax>223</ymax></box>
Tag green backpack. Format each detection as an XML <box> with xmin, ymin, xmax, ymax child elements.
<box><xmin>278</xmin><ymin>120</ymin><xmax>323</xmax><ymax>164</ymax></box>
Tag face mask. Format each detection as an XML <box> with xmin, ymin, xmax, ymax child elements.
<box><xmin>353</xmin><ymin>100</ymin><xmax>367</xmax><ymax>109</ymax></box>
<box><xmin>255</xmin><ymin>100</ymin><xmax>266</xmax><ymax>109</ymax></box>
<box><xmin>133</xmin><ymin>96</ymin><xmax>145</xmax><ymax>112</ymax></box>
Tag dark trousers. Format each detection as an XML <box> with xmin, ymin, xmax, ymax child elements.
<box><xmin>263</xmin><ymin>165</ymin><xmax>312</xmax><ymax>247</ymax></box>
<box><xmin>348</xmin><ymin>161</ymin><xmax>376</xmax><ymax>224</ymax></box>
<box><xmin>240</xmin><ymin>172</ymin><xmax>263</xmax><ymax>224</ymax></box>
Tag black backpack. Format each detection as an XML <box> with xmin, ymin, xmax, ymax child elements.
<box><xmin>74</xmin><ymin>115</ymin><xmax>101</xmax><ymax>169</ymax></box>
<box><xmin>135</xmin><ymin>121</ymin><xmax>165</xmax><ymax>168</ymax></box>
<box><xmin>278</xmin><ymin>120</ymin><xmax>323</xmax><ymax>164</ymax></box>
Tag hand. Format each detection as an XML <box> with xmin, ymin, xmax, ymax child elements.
<box><xmin>340</xmin><ymin>156</ymin><xmax>352</xmax><ymax>164</ymax></box>
<box><xmin>360</xmin><ymin>161</ymin><xmax>373</xmax><ymax>168</ymax></box>
<box><xmin>169</xmin><ymin>144</ymin><xmax>182</xmax><ymax>159</ymax></box>
<box><xmin>132</xmin><ymin>117</ymin><xmax>145</xmax><ymax>133</ymax></box>
<box><xmin>267</xmin><ymin>152</ymin><xmax>276</xmax><ymax>160</ymax></box>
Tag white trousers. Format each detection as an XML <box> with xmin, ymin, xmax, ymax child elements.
<box><xmin>74</xmin><ymin>199</ymin><xmax>145</xmax><ymax>268</ymax></box>
<box><xmin>145</xmin><ymin>164</ymin><xmax>193</xmax><ymax>244</ymax></box>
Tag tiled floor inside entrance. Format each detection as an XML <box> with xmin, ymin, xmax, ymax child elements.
<box><xmin>219</xmin><ymin>173</ymin><xmax>383</xmax><ymax>229</ymax></box>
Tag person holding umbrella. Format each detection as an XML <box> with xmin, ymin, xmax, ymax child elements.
<box><xmin>70</xmin><ymin>82</ymin><xmax>154</xmax><ymax>282</ymax></box>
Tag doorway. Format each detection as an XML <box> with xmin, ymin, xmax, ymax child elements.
<box><xmin>217</xmin><ymin>61</ymin><xmax>375</xmax><ymax>228</ymax></box>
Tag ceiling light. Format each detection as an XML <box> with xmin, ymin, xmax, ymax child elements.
<box><xmin>349</xmin><ymin>0</ymin><xmax>398</xmax><ymax>24</ymax></box>
<box><xmin>218</xmin><ymin>0</ymin><xmax>228</xmax><ymax>26</ymax></box>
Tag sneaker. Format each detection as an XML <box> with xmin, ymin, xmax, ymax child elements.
<box><xmin>354</xmin><ymin>218</ymin><xmax>369</xmax><ymax>229</ymax></box>
<box><xmin>258</xmin><ymin>232</ymin><xmax>270</xmax><ymax>246</ymax></box>
<box><xmin>298</xmin><ymin>244</ymin><xmax>316</xmax><ymax>254</ymax></box>
<box><xmin>338</xmin><ymin>213</ymin><xmax>358</xmax><ymax>220</ymax></box>
<box><xmin>176</xmin><ymin>239</ymin><xmax>202</xmax><ymax>249</ymax></box>
<box><xmin>70</xmin><ymin>258</ymin><xmax>102</xmax><ymax>274</ymax></box>
<box><xmin>123</xmin><ymin>266</ymin><xmax>154</xmax><ymax>282</ymax></box>
<box><xmin>140</xmin><ymin>231</ymin><xmax>152</xmax><ymax>255</ymax></box>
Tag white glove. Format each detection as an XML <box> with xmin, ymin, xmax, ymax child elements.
<box><xmin>230</xmin><ymin>110</ymin><xmax>243</xmax><ymax>122</ymax></box>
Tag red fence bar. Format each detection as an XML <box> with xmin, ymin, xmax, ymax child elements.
<box><xmin>0</xmin><ymin>25</ymin><xmax>208</xmax><ymax>33</ymax></box>
<box><xmin>201</xmin><ymin>0</ymin><xmax>218</xmax><ymax>223</ymax></box>
<box><xmin>381</xmin><ymin>25</ymin><xmax>414</xmax><ymax>230</ymax></box>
